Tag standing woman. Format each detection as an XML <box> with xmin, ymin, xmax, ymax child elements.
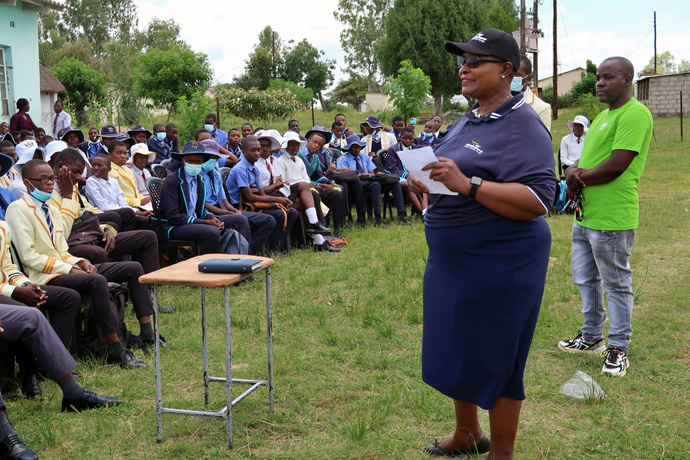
<box><xmin>9</xmin><ymin>98</ymin><xmax>38</xmax><ymax>133</ymax></box>
<box><xmin>411</xmin><ymin>29</ymin><xmax>556</xmax><ymax>459</ymax></box>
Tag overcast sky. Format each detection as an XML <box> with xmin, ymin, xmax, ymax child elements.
<box><xmin>136</xmin><ymin>0</ymin><xmax>690</xmax><ymax>91</ymax></box>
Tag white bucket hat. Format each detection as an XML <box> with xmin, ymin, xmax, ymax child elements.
<box><xmin>127</xmin><ymin>143</ymin><xmax>156</xmax><ymax>164</ymax></box>
<box><xmin>567</xmin><ymin>115</ymin><xmax>589</xmax><ymax>132</ymax></box>
<box><xmin>256</xmin><ymin>129</ymin><xmax>284</xmax><ymax>151</ymax></box>
<box><xmin>281</xmin><ymin>131</ymin><xmax>306</xmax><ymax>149</ymax></box>
<box><xmin>44</xmin><ymin>140</ymin><xmax>68</xmax><ymax>163</ymax></box>
<box><xmin>15</xmin><ymin>140</ymin><xmax>40</xmax><ymax>166</ymax></box>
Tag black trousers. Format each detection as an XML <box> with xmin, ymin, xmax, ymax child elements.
<box><xmin>169</xmin><ymin>214</ymin><xmax>252</xmax><ymax>255</ymax></box>
<box><xmin>68</xmin><ymin>229</ymin><xmax>160</xmax><ymax>273</ymax></box>
<box><xmin>96</xmin><ymin>207</ymin><xmax>149</xmax><ymax>232</ymax></box>
<box><xmin>261</xmin><ymin>208</ymin><xmax>298</xmax><ymax>251</ymax></box>
<box><xmin>46</xmin><ymin>262</ymin><xmax>154</xmax><ymax>335</ymax></box>
<box><xmin>286</xmin><ymin>185</ymin><xmax>326</xmax><ymax>221</ymax></box>
<box><xmin>316</xmin><ymin>186</ymin><xmax>345</xmax><ymax>228</ymax></box>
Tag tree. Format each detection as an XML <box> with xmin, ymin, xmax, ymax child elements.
<box><xmin>570</xmin><ymin>59</ymin><xmax>597</xmax><ymax>98</ymax></box>
<box><xmin>52</xmin><ymin>58</ymin><xmax>107</xmax><ymax>122</ymax></box>
<box><xmin>486</xmin><ymin>0</ymin><xmax>520</xmax><ymax>33</ymax></box>
<box><xmin>135</xmin><ymin>18</ymin><xmax>183</xmax><ymax>52</ymax></box>
<box><xmin>384</xmin><ymin>61</ymin><xmax>431</xmax><ymax>123</ymax></box>
<box><xmin>379</xmin><ymin>0</ymin><xmax>487</xmax><ymax>115</ymax></box>
<box><xmin>281</xmin><ymin>40</ymin><xmax>335</xmax><ymax>108</ymax></box>
<box><xmin>267</xmin><ymin>79</ymin><xmax>314</xmax><ymax>107</ymax></box>
<box><xmin>329</xmin><ymin>74</ymin><xmax>370</xmax><ymax>108</ymax></box>
<box><xmin>132</xmin><ymin>45</ymin><xmax>213</xmax><ymax>120</ymax></box>
<box><xmin>216</xmin><ymin>88</ymin><xmax>300</xmax><ymax>128</ymax></box>
<box><xmin>641</xmin><ymin>51</ymin><xmax>688</xmax><ymax>76</ymax></box>
<box><xmin>333</xmin><ymin>0</ymin><xmax>391</xmax><ymax>91</ymax></box>
<box><xmin>176</xmin><ymin>91</ymin><xmax>217</xmax><ymax>144</ymax></box>
<box><xmin>233</xmin><ymin>26</ymin><xmax>284</xmax><ymax>90</ymax></box>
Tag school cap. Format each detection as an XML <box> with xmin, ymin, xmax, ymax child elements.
<box><xmin>127</xmin><ymin>125</ymin><xmax>152</xmax><ymax>140</ymax></box>
<box><xmin>44</xmin><ymin>140</ymin><xmax>68</xmax><ymax>162</ymax></box>
<box><xmin>567</xmin><ymin>115</ymin><xmax>589</xmax><ymax>132</ymax></box>
<box><xmin>360</xmin><ymin>116</ymin><xmax>384</xmax><ymax>130</ymax></box>
<box><xmin>60</xmin><ymin>126</ymin><xmax>85</xmax><ymax>143</ymax></box>
<box><xmin>304</xmin><ymin>125</ymin><xmax>333</xmax><ymax>144</ymax></box>
<box><xmin>127</xmin><ymin>143</ymin><xmax>156</xmax><ymax>164</ymax></box>
<box><xmin>100</xmin><ymin>125</ymin><xmax>120</xmax><ymax>138</ymax></box>
<box><xmin>0</xmin><ymin>152</ymin><xmax>13</xmax><ymax>177</ymax></box>
<box><xmin>341</xmin><ymin>134</ymin><xmax>367</xmax><ymax>152</ymax></box>
<box><xmin>445</xmin><ymin>28</ymin><xmax>520</xmax><ymax>73</ymax></box>
<box><xmin>281</xmin><ymin>131</ymin><xmax>306</xmax><ymax>149</ymax></box>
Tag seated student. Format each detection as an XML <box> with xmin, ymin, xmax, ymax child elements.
<box><xmin>165</xmin><ymin>123</ymin><xmax>180</xmax><ymax>153</ymax></box>
<box><xmin>127</xmin><ymin>144</ymin><xmax>154</xmax><ymax>197</ymax></box>
<box><xmin>0</xmin><ymin>154</ymin><xmax>16</xmax><ymax>219</ymax></box>
<box><xmin>0</xmin><ymin>303</ymin><xmax>122</xmax><ymax>460</ymax></box>
<box><xmin>391</xmin><ymin>116</ymin><xmax>405</xmax><ymax>141</ymax></box>
<box><xmin>360</xmin><ymin>116</ymin><xmax>397</xmax><ymax>165</ymax></box>
<box><xmin>33</xmin><ymin>128</ymin><xmax>45</xmax><ymax>146</ymax></box>
<box><xmin>386</xmin><ymin>127</ymin><xmax>428</xmax><ymax>216</ymax></box>
<box><xmin>6</xmin><ymin>159</ymin><xmax>160</xmax><ymax>368</ymax></box>
<box><xmin>18</xmin><ymin>130</ymin><xmax>34</xmax><ymax>142</ymax></box>
<box><xmin>226</xmin><ymin>136</ymin><xmax>298</xmax><ymax>253</ymax></box>
<box><xmin>241</xmin><ymin>123</ymin><xmax>253</xmax><ymax>138</ymax></box>
<box><xmin>60</xmin><ymin>126</ymin><xmax>92</xmax><ymax>177</ymax></box>
<box><xmin>431</xmin><ymin>115</ymin><xmax>443</xmax><ymax>137</ymax></box>
<box><xmin>79</xmin><ymin>127</ymin><xmax>107</xmax><ymax>159</ymax></box>
<box><xmin>99</xmin><ymin>125</ymin><xmax>120</xmax><ymax>153</ymax></box>
<box><xmin>10</xmin><ymin>132</ymin><xmax>20</xmax><ymax>146</ymax></box>
<box><xmin>86</xmin><ymin>154</ymin><xmax>133</xmax><ymax>211</ymax></box>
<box><xmin>334</xmin><ymin>113</ymin><xmax>355</xmax><ymax>137</ymax></box>
<box><xmin>196</xmin><ymin>126</ymin><xmax>239</xmax><ymax>166</ymax></box>
<box><xmin>108</xmin><ymin>141</ymin><xmax>153</xmax><ymax>211</ymax></box>
<box><xmin>337</xmin><ymin>134</ymin><xmax>410</xmax><ymax>226</ymax></box>
<box><xmin>127</xmin><ymin>125</ymin><xmax>151</xmax><ymax>145</ymax></box>
<box><xmin>0</xmin><ymin>123</ymin><xmax>7</xmax><ymax>135</ymax></box>
<box><xmin>329</xmin><ymin>121</ymin><xmax>347</xmax><ymax>151</ymax></box>
<box><xmin>159</xmin><ymin>141</ymin><xmax>260</xmax><ymax>255</ymax></box>
<box><xmin>414</xmin><ymin>120</ymin><xmax>440</xmax><ymax>148</ymax></box>
<box><xmin>226</xmin><ymin>128</ymin><xmax>242</xmax><ymax>158</ymax></box>
<box><xmin>41</xmin><ymin>135</ymin><xmax>53</xmax><ymax>148</ymax></box>
<box><xmin>147</xmin><ymin>124</ymin><xmax>170</xmax><ymax>164</ymax></box>
<box><xmin>204</xmin><ymin>113</ymin><xmax>228</xmax><ymax>148</ymax></box>
<box><xmin>0</xmin><ymin>141</ymin><xmax>17</xmax><ymax>189</ymax></box>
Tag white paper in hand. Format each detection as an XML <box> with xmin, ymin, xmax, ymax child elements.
<box><xmin>397</xmin><ymin>146</ymin><xmax>459</xmax><ymax>196</ymax></box>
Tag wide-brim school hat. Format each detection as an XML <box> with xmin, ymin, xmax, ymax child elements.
<box><xmin>256</xmin><ymin>130</ymin><xmax>283</xmax><ymax>151</ymax></box>
<box><xmin>100</xmin><ymin>125</ymin><xmax>120</xmax><ymax>138</ymax></box>
<box><xmin>341</xmin><ymin>134</ymin><xmax>367</xmax><ymax>152</ymax></box>
<box><xmin>127</xmin><ymin>125</ymin><xmax>152</xmax><ymax>139</ymax></box>
<box><xmin>171</xmin><ymin>141</ymin><xmax>214</xmax><ymax>162</ymax></box>
<box><xmin>116</xmin><ymin>133</ymin><xmax>136</xmax><ymax>148</ymax></box>
<box><xmin>281</xmin><ymin>131</ymin><xmax>306</xmax><ymax>149</ymax></box>
<box><xmin>127</xmin><ymin>143</ymin><xmax>156</xmax><ymax>164</ymax></box>
<box><xmin>0</xmin><ymin>152</ymin><xmax>14</xmax><ymax>178</ymax></box>
<box><xmin>45</xmin><ymin>140</ymin><xmax>68</xmax><ymax>163</ymax></box>
<box><xmin>15</xmin><ymin>140</ymin><xmax>40</xmax><ymax>166</ymax></box>
<box><xmin>199</xmin><ymin>139</ymin><xmax>222</xmax><ymax>157</ymax></box>
<box><xmin>0</xmin><ymin>133</ymin><xmax>15</xmax><ymax>146</ymax></box>
<box><xmin>304</xmin><ymin>125</ymin><xmax>333</xmax><ymax>144</ymax></box>
<box><xmin>445</xmin><ymin>28</ymin><xmax>520</xmax><ymax>73</ymax></box>
<box><xmin>567</xmin><ymin>115</ymin><xmax>589</xmax><ymax>132</ymax></box>
<box><xmin>360</xmin><ymin>116</ymin><xmax>383</xmax><ymax>130</ymax></box>
<box><xmin>60</xmin><ymin>126</ymin><xmax>85</xmax><ymax>143</ymax></box>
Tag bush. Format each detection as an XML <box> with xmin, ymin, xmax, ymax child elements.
<box><xmin>576</xmin><ymin>93</ymin><xmax>607</xmax><ymax>121</ymax></box>
<box><xmin>175</xmin><ymin>91</ymin><xmax>216</xmax><ymax>143</ymax></box>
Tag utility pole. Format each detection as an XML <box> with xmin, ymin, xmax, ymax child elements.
<box><xmin>520</xmin><ymin>0</ymin><xmax>527</xmax><ymax>54</ymax></box>
<box><xmin>653</xmin><ymin>11</ymin><xmax>657</xmax><ymax>75</ymax></box>
<box><xmin>533</xmin><ymin>0</ymin><xmax>539</xmax><ymax>87</ymax></box>
<box><xmin>552</xmin><ymin>0</ymin><xmax>558</xmax><ymax>119</ymax></box>
<box><xmin>272</xmin><ymin>31</ymin><xmax>276</xmax><ymax>78</ymax></box>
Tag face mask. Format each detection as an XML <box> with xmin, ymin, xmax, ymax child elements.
<box><xmin>204</xmin><ymin>124</ymin><xmax>215</xmax><ymax>132</ymax></box>
<box><xmin>423</xmin><ymin>131</ymin><xmax>434</xmax><ymax>138</ymax></box>
<box><xmin>184</xmin><ymin>164</ymin><xmax>202</xmax><ymax>177</ymax></box>
<box><xmin>28</xmin><ymin>183</ymin><xmax>54</xmax><ymax>202</ymax></box>
<box><xmin>155</xmin><ymin>132</ymin><xmax>166</xmax><ymax>141</ymax></box>
<box><xmin>201</xmin><ymin>159</ymin><xmax>217</xmax><ymax>172</ymax></box>
<box><xmin>511</xmin><ymin>76</ymin><xmax>524</xmax><ymax>92</ymax></box>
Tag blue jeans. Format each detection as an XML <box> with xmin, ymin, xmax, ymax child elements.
<box><xmin>571</xmin><ymin>223</ymin><xmax>636</xmax><ymax>351</ymax></box>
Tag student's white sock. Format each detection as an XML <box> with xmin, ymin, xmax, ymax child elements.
<box><xmin>313</xmin><ymin>234</ymin><xmax>325</xmax><ymax>245</ymax></box>
<box><xmin>305</xmin><ymin>207</ymin><xmax>318</xmax><ymax>224</ymax></box>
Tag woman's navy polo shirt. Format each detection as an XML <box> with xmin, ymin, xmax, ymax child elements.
<box><xmin>425</xmin><ymin>92</ymin><xmax>556</xmax><ymax>228</ymax></box>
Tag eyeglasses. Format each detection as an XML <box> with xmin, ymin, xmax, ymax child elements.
<box><xmin>457</xmin><ymin>54</ymin><xmax>506</xmax><ymax>69</ymax></box>
<box><xmin>25</xmin><ymin>175</ymin><xmax>55</xmax><ymax>183</ymax></box>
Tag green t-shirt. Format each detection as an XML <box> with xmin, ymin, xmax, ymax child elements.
<box><xmin>577</xmin><ymin>98</ymin><xmax>653</xmax><ymax>230</ymax></box>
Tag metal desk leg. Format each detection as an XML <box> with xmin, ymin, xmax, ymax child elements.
<box><xmin>224</xmin><ymin>286</ymin><xmax>233</xmax><ymax>449</ymax></box>
<box><xmin>266</xmin><ymin>267</ymin><xmax>274</xmax><ymax>412</ymax></box>
<box><xmin>201</xmin><ymin>286</ymin><xmax>209</xmax><ymax>406</ymax></box>
<box><xmin>154</xmin><ymin>285</ymin><xmax>163</xmax><ymax>443</ymax></box>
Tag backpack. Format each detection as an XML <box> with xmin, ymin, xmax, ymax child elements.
<box><xmin>553</xmin><ymin>180</ymin><xmax>568</xmax><ymax>213</ymax></box>
<box><xmin>219</xmin><ymin>228</ymin><xmax>249</xmax><ymax>255</ymax></box>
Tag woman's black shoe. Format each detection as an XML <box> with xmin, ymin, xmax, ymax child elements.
<box><xmin>424</xmin><ymin>436</ymin><xmax>491</xmax><ymax>456</ymax></box>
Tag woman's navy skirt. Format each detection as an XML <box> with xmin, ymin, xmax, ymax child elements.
<box><xmin>422</xmin><ymin>217</ymin><xmax>551</xmax><ymax>410</ymax></box>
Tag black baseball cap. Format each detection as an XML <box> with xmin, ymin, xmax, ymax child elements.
<box><xmin>445</xmin><ymin>28</ymin><xmax>520</xmax><ymax>73</ymax></box>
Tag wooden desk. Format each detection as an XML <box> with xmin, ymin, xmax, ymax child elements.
<box><xmin>139</xmin><ymin>254</ymin><xmax>275</xmax><ymax>449</ymax></box>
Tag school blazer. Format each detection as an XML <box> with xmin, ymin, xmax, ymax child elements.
<box><xmin>5</xmin><ymin>195</ymin><xmax>84</xmax><ymax>285</ymax></box>
<box><xmin>110</xmin><ymin>163</ymin><xmax>145</xmax><ymax>208</ymax></box>
<box><xmin>362</xmin><ymin>131</ymin><xmax>397</xmax><ymax>156</ymax></box>
<box><xmin>47</xmin><ymin>184</ymin><xmax>110</xmax><ymax>234</ymax></box>
<box><xmin>159</xmin><ymin>167</ymin><xmax>212</xmax><ymax>237</ymax></box>
<box><xmin>0</xmin><ymin>221</ymin><xmax>31</xmax><ymax>298</ymax></box>
<box><xmin>385</xmin><ymin>143</ymin><xmax>422</xmax><ymax>178</ymax></box>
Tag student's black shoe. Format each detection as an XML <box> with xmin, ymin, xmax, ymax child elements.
<box><xmin>356</xmin><ymin>219</ymin><xmax>368</xmax><ymax>228</ymax></box>
<box><xmin>314</xmin><ymin>242</ymin><xmax>340</xmax><ymax>253</ymax></box>
<box><xmin>306</xmin><ymin>223</ymin><xmax>331</xmax><ymax>234</ymax></box>
<box><xmin>0</xmin><ymin>434</ymin><xmax>37</xmax><ymax>460</ymax></box>
<box><xmin>111</xmin><ymin>349</ymin><xmax>148</xmax><ymax>369</ymax></box>
<box><xmin>158</xmin><ymin>305</ymin><xmax>177</xmax><ymax>314</ymax></box>
<box><xmin>20</xmin><ymin>374</ymin><xmax>41</xmax><ymax>400</ymax></box>
<box><xmin>424</xmin><ymin>435</ymin><xmax>491</xmax><ymax>456</ymax></box>
<box><xmin>374</xmin><ymin>218</ymin><xmax>388</xmax><ymax>228</ymax></box>
<box><xmin>398</xmin><ymin>216</ymin><xmax>412</xmax><ymax>225</ymax></box>
<box><xmin>61</xmin><ymin>389</ymin><xmax>123</xmax><ymax>412</ymax></box>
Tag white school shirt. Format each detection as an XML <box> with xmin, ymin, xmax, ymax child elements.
<box><xmin>52</xmin><ymin>111</ymin><xmax>72</xmax><ymax>137</ymax></box>
<box><xmin>277</xmin><ymin>153</ymin><xmax>311</xmax><ymax>185</ymax></box>
<box><xmin>560</xmin><ymin>132</ymin><xmax>586</xmax><ymax>167</ymax></box>
<box><xmin>128</xmin><ymin>164</ymin><xmax>151</xmax><ymax>196</ymax></box>
<box><xmin>256</xmin><ymin>156</ymin><xmax>285</xmax><ymax>187</ymax></box>
<box><xmin>85</xmin><ymin>176</ymin><xmax>131</xmax><ymax>211</ymax></box>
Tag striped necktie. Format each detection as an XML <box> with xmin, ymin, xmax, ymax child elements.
<box><xmin>41</xmin><ymin>203</ymin><xmax>54</xmax><ymax>236</ymax></box>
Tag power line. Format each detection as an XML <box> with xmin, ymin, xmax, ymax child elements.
<box><xmin>629</xmin><ymin>27</ymin><xmax>654</xmax><ymax>57</ymax></box>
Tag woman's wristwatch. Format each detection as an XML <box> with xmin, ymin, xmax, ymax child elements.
<box><xmin>468</xmin><ymin>176</ymin><xmax>483</xmax><ymax>200</ymax></box>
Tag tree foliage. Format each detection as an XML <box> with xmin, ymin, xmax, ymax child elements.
<box><xmin>52</xmin><ymin>58</ymin><xmax>107</xmax><ymax>113</ymax></box>
<box><xmin>570</xmin><ymin>60</ymin><xmax>597</xmax><ymax>98</ymax></box>
<box><xmin>60</xmin><ymin>0</ymin><xmax>139</xmax><ymax>55</ymax></box>
<box><xmin>486</xmin><ymin>0</ymin><xmax>520</xmax><ymax>33</ymax></box>
<box><xmin>233</xmin><ymin>26</ymin><xmax>283</xmax><ymax>90</ymax></box>
<box><xmin>132</xmin><ymin>45</ymin><xmax>213</xmax><ymax>118</ymax></box>
<box><xmin>329</xmin><ymin>74</ymin><xmax>370</xmax><ymax>108</ymax></box>
<box><xmin>641</xmin><ymin>51</ymin><xmax>690</xmax><ymax>76</ymax></box>
<box><xmin>217</xmin><ymin>88</ymin><xmax>300</xmax><ymax>128</ymax></box>
<box><xmin>384</xmin><ymin>60</ymin><xmax>431</xmax><ymax>123</ymax></box>
<box><xmin>267</xmin><ymin>79</ymin><xmax>314</xmax><ymax>107</ymax></box>
<box><xmin>281</xmin><ymin>40</ymin><xmax>335</xmax><ymax>108</ymax></box>
<box><xmin>176</xmin><ymin>91</ymin><xmax>217</xmax><ymax>144</ymax></box>
<box><xmin>333</xmin><ymin>0</ymin><xmax>391</xmax><ymax>91</ymax></box>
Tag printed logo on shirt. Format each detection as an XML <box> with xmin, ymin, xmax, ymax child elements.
<box><xmin>599</xmin><ymin>122</ymin><xmax>611</xmax><ymax>131</ymax></box>
<box><xmin>471</xmin><ymin>33</ymin><xmax>487</xmax><ymax>43</ymax></box>
<box><xmin>464</xmin><ymin>140</ymin><xmax>484</xmax><ymax>154</ymax></box>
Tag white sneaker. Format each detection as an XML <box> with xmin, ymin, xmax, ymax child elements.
<box><xmin>558</xmin><ymin>331</ymin><xmax>606</xmax><ymax>355</ymax></box>
<box><xmin>602</xmin><ymin>347</ymin><xmax>629</xmax><ymax>377</ymax></box>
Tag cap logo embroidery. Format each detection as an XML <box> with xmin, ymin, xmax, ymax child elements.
<box><xmin>471</xmin><ymin>33</ymin><xmax>487</xmax><ymax>43</ymax></box>
<box><xmin>464</xmin><ymin>141</ymin><xmax>484</xmax><ymax>154</ymax></box>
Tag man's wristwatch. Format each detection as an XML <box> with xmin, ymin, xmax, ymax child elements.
<box><xmin>468</xmin><ymin>176</ymin><xmax>483</xmax><ymax>200</ymax></box>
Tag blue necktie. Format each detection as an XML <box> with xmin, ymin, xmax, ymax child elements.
<box><xmin>41</xmin><ymin>203</ymin><xmax>53</xmax><ymax>236</ymax></box>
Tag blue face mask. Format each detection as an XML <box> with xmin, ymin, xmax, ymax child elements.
<box><xmin>184</xmin><ymin>164</ymin><xmax>202</xmax><ymax>177</ymax></box>
<box><xmin>155</xmin><ymin>132</ymin><xmax>166</xmax><ymax>141</ymax></box>
<box><xmin>201</xmin><ymin>159</ymin><xmax>217</xmax><ymax>173</ymax></box>
<box><xmin>204</xmin><ymin>124</ymin><xmax>215</xmax><ymax>132</ymax></box>
<box><xmin>423</xmin><ymin>131</ymin><xmax>434</xmax><ymax>138</ymax></box>
<box><xmin>511</xmin><ymin>76</ymin><xmax>524</xmax><ymax>92</ymax></box>
<box><xmin>29</xmin><ymin>186</ymin><xmax>54</xmax><ymax>203</ymax></box>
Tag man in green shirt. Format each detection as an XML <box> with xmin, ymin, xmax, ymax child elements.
<box><xmin>557</xmin><ymin>56</ymin><xmax>653</xmax><ymax>377</ymax></box>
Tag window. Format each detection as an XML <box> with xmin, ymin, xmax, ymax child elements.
<box><xmin>0</xmin><ymin>48</ymin><xmax>9</xmax><ymax>116</ymax></box>
<box><xmin>638</xmin><ymin>79</ymin><xmax>649</xmax><ymax>101</ymax></box>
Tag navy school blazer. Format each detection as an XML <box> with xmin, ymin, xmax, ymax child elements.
<box><xmin>385</xmin><ymin>143</ymin><xmax>423</xmax><ymax>179</ymax></box>
<box><xmin>159</xmin><ymin>167</ymin><xmax>212</xmax><ymax>237</ymax></box>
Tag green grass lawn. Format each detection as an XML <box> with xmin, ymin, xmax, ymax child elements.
<box><xmin>7</xmin><ymin>109</ymin><xmax>690</xmax><ymax>459</ymax></box>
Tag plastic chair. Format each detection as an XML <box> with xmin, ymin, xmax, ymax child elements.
<box><xmin>152</xmin><ymin>164</ymin><xmax>168</xmax><ymax>179</ymax></box>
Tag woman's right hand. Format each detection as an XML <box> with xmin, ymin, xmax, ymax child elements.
<box><xmin>407</xmin><ymin>174</ymin><xmax>428</xmax><ymax>194</ymax></box>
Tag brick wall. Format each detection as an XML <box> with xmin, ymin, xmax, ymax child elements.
<box><xmin>637</xmin><ymin>73</ymin><xmax>690</xmax><ymax>117</ymax></box>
